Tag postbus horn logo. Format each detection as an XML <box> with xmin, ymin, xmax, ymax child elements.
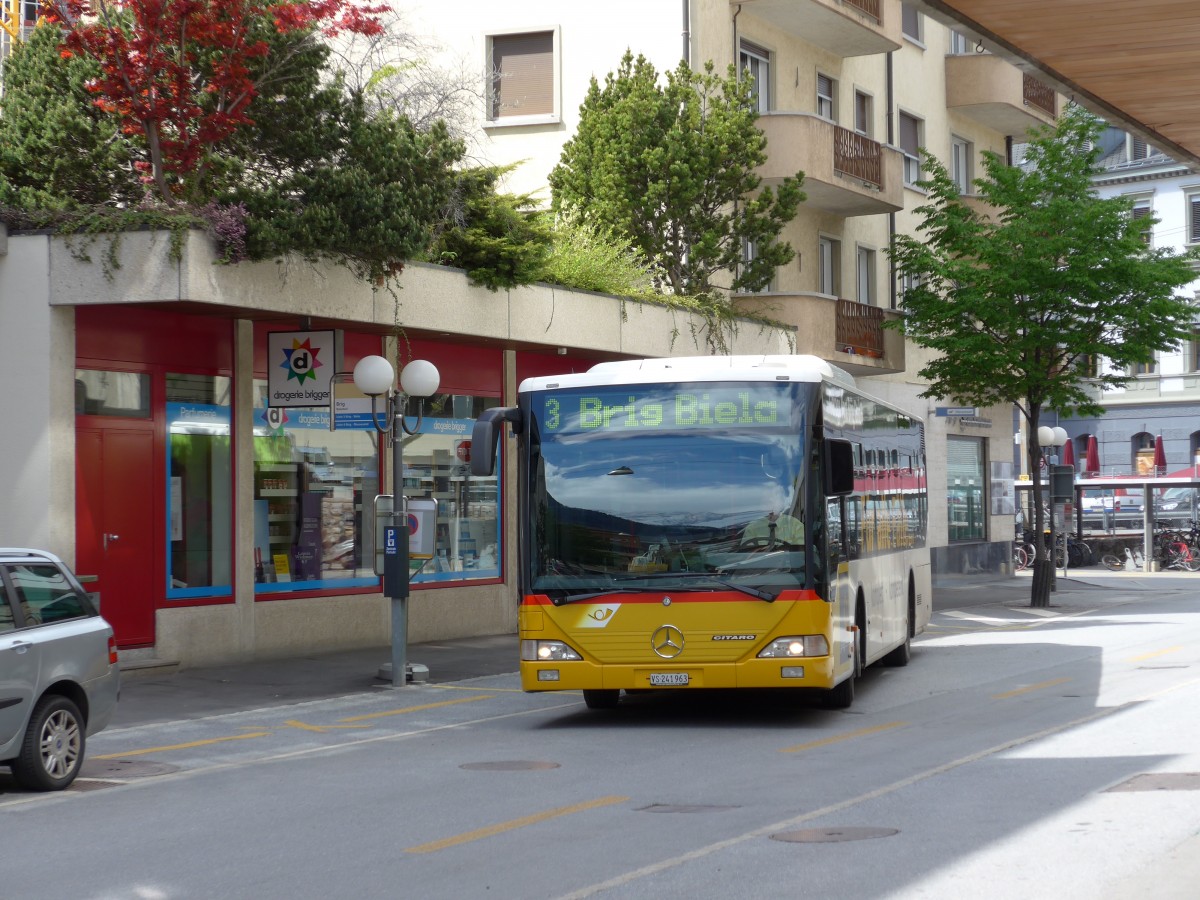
<box><xmin>281</xmin><ymin>337</ymin><xmax>323</xmax><ymax>384</ymax></box>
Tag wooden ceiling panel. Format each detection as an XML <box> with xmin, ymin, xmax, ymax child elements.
<box><xmin>918</xmin><ymin>0</ymin><xmax>1200</xmax><ymax>166</ymax></box>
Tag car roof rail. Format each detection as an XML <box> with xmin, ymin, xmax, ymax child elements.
<box><xmin>0</xmin><ymin>548</ymin><xmax>63</xmax><ymax>565</ymax></box>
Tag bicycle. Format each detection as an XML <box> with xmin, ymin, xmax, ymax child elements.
<box><xmin>1152</xmin><ymin>522</ymin><xmax>1200</xmax><ymax>572</ymax></box>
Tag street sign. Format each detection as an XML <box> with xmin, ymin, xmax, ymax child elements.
<box><xmin>935</xmin><ymin>407</ymin><xmax>976</xmax><ymax>417</ymax></box>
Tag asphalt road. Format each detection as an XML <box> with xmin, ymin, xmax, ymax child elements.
<box><xmin>3</xmin><ymin>574</ymin><xmax>1200</xmax><ymax>899</ymax></box>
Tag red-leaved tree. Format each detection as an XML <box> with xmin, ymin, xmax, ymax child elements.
<box><xmin>48</xmin><ymin>0</ymin><xmax>387</xmax><ymax>203</ymax></box>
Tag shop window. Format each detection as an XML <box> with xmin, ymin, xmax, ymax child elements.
<box><xmin>403</xmin><ymin>393</ymin><xmax>502</xmax><ymax>583</ymax></box>
<box><xmin>167</xmin><ymin>374</ymin><xmax>233</xmax><ymax>598</ymax></box>
<box><xmin>252</xmin><ymin>380</ymin><xmax>383</xmax><ymax>593</ymax></box>
<box><xmin>75</xmin><ymin>370</ymin><xmax>150</xmax><ymax>418</ymax></box>
<box><xmin>947</xmin><ymin>437</ymin><xmax>985</xmax><ymax>542</ymax></box>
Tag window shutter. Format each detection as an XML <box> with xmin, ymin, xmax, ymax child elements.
<box><xmin>899</xmin><ymin>114</ymin><xmax>919</xmax><ymax>156</ymax></box>
<box><xmin>1190</xmin><ymin>196</ymin><xmax>1200</xmax><ymax>243</ymax></box>
<box><xmin>492</xmin><ymin>32</ymin><xmax>554</xmax><ymax>119</ymax></box>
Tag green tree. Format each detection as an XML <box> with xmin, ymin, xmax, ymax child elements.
<box><xmin>0</xmin><ymin>24</ymin><xmax>141</xmax><ymax>213</ymax></box>
<box><xmin>426</xmin><ymin>165</ymin><xmax>553</xmax><ymax>291</ymax></box>
<box><xmin>549</xmin><ymin>51</ymin><xmax>804</xmax><ymax>299</ymax></box>
<box><xmin>889</xmin><ymin>105</ymin><xmax>1197</xmax><ymax>606</ymax></box>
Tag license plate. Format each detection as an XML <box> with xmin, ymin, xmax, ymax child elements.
<box><xmin>649</xmin><ymin>673</ymin><xmax>689</xmax><ymax>686</ymax></box>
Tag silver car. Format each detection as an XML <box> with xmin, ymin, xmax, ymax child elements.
<box><xmin>0</xmin><ymin>549</ymin><xmax>120</xmax><ymax>791</ymax></box>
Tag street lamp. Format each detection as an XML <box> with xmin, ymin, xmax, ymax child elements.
<box><xmin>353</xmin><ymin>354</ymin><xmax>440</xmax><ymax>687</ymax></box>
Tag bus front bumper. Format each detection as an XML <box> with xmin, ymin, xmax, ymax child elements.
<box><xmin>520</xmin><ymin>656</ymin><xmax>838</xmax><ymax>692</ymax></box>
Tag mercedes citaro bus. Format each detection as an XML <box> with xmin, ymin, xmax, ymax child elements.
<box><xmin>471</xmin><ymin>355</ymin><xmax>930</xmax><ymax>709</ymax></box>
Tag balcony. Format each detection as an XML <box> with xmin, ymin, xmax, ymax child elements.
<box><xmin>731</xmin><ymin>292</ymin><xmax>906</xmax><ymax>376</ymax></box>
<box><xmin>945</xmin><ymin>54</ymin><xmax>1057</xmax><ymax>137</ymax></box>
<box><xmin>757</xmin><ymin>114</ymin><xmax>903</xmax><ymax>217</ymax></box>
<box><xmin>733</xmin><ymin>0</ymin><xmax>901</xmax><ymax>57</ymax></box>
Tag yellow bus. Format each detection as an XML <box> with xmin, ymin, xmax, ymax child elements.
<box><xmin>471</xmin><ymin>355</ymin><xmax>931</xmax><ymax>709</ymax></box>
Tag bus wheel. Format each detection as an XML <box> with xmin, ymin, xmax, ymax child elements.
<box><xmin>820</xmin><ymin>672</ymin><xmax>855</xmax><ymax>709</ymax></box>
<box><xmin>583</xmin><ymin>690</ymin><xmax>620</xmax><ymax>710</ymax></box>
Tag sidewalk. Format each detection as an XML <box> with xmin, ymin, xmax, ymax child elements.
<box><xmin>113</xmin><ymin>569</ymin><xmax>1197</xmax><ymax>729</ymax></box>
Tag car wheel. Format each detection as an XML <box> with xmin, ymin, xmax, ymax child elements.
<box><xmin>11</xmin><ymin>695</ymin><xmax>85</xmax><ymax>791</ymax></box>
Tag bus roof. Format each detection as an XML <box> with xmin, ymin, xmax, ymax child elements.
<box><xmin>519</xmin><ymin>355</ymin><xmax>858</xmax><ymax>394</ymax></box>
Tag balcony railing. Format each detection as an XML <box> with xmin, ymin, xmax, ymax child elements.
<box><xmin>834</xmin><ymin>126</ymin><xmax>883</xmax><ymax>189</ymax></box>
<box><xmin>843</xmin><ymin>0</ymin><xmax>881</xmax><ymax>23</ymax></box>
<box><xmin>836</xmin><ymin>299</ymin><xmax>884</xmax><ymax>357</ymax></box>
<box><xmin>1023</xmin><ymin>75</ymin><xmax>1056</xmax><ymax>116</ymax></box>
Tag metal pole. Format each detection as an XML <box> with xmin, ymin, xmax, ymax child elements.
<box><xmin>390</xmin><ymin>394</ymin><xmax>409</xmax><ymax>687</ymax></box>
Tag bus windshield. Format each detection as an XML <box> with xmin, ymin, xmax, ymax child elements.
<box><xmin>526</xmin><ymin>381</ymin><xmax>816</xmax><ymax>600</ymax></box>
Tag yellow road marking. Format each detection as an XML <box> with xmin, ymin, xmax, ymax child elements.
<box><xmin>406</xmin><ymin>796</ymin><xmax>629</xmax><ymax>854</ymax></box>
<box><xmin>780</xmin><ymin>721</ymin><xmax>907</xmax><ymax>754</ymax></box>
<box><xmin>993</xmin><ymin>677</ymin><xmax>1070</xmax><ymax>699</ymax></box>
<box><xmin>1128</xmin><ymin>646</ymin><xmax>1183</xmax><ymax>663</ymax></box>
<box><xmin>282</xmin><ymin>720</ymin><xmax>361</xmax><ymax>733</ymax></box>
<box><xmin>92</xmin><ymin>731</ymin><xmax>272</xmax><ymax>760</ymax></box>
<box><xmin>338</xmin><ymin>694</ymin><xmax>492</xmax><ymax>723</ymax></box>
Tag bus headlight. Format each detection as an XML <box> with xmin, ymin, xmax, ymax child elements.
<box><xmin>757</xmin><ymin>636</ymin><xmax>829</xmax><ymax>658</ymax></box>
<box><xmin>522</xmin><ymin>640</ymin><xmax>582</xmax><ymax>661</ymax></box>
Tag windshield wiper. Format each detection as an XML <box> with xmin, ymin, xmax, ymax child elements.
<box><xmin>553</xmin><ymin>572</ymin><xmax>777</xmax><ymax>604</ymax></box>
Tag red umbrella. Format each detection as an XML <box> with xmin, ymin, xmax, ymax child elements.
<box><xmin>1153</xmin><ymin>434</ymin><xmax>1167</xmax><ymax>475</ymax></box>
<box><xmin>1061</xmin><ymin>438</ymin><xmax>1075</xmax><ymax>469</ymax></box>
<box><xmin>1083</xmin><ymin>435</ymin><xmax>1100</xmax><ymax>477</ymax></box>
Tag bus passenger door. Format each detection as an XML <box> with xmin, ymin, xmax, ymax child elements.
<box><xmin>825</xmin><ymin>497</ymin><xmax>855</xmax><ymax>671</ymax></box>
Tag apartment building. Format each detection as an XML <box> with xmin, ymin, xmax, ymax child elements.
<box><xmin>1057</xmin><ymin>129</ymin><xmax>1200</xmax><ymax>475</ymax></box>
<box><xmin>401</xmin><ymin>0</ymin><xmax>1060</xmax><ymax>575</ymax></box>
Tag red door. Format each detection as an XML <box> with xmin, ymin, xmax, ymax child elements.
<box><xmin>76</xmin><ymin>428</ymin><xmax>157</xmax><ymax>647</ymax></box>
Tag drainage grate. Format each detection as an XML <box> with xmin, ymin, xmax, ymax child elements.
<box><xmin>637</xmin><ymin>804</ymin><xmax>739</xmax><ymax>814</ymax></box>
<box><xmin>1105</xmin><ymin>773</ymin><xmax>1200</xmax><ymax>793</ymax></box>
<box><xmin>80</xmin><ymin>759</ymin><xmax>180</xmax><ymax>779</ymax></box>
<box><xmin>771</xmin><ymin>826</ymin><xmax>899</xmax><ymax>843</ymax></box>
<box><xmin>459</xmin><ymin>761</ymin><xmax>561</xmax><ymax>771</ymax></box>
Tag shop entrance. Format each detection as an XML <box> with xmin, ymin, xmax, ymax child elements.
<box><xmin>76</xmin><ymin>427</ymin><xmax>157</xmax><ymax>646</ymax></box>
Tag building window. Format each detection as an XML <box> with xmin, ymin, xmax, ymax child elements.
<box><xmin>856</xmin><ymin>246</ymin><xmax>876</xmax><ymax>306</ymax></box>
<box><xmin>167</xmin><ymin>374</ymin><xmax>233</xmax><ymax>598</ymax></box>
<box><xmin>949</xmin><ymin>29</ymin><xmax>971</xmax><ymax>55</ymax></box>
<box><xmin>488</xmin><ymin>30</ymin><xmax>557</xmax><ymax>123</ymax></box>
<box><xmin>1187</xmin><ymin>328</ymin><xmax>1200</xmax><ymax>373</ymax></box>
<box><xmin>740</xmin><ymin>238</ymin><xmax>773</xmax><ymax>292</ymax></box>
<box><xmin>901</xmin><ymin>3</ymin><xmax>923</xmax><ymax>42</ymax></box>
<box><xmin>947</xmin><ymin>437</ymin><xmax>985</xmax><ymax>542</ymax></box>
<box><xmin>1130</xmin><ymin>196</ymin><xmax>1153</xmax><ymax>244</ymax></box>
<box><xmin>899</xmin><ymin>112</ymin><xmax>922</xmax><ymax>185</ymax></box>
<box><xmin>951</xmin><ymin>136</ymin><xmax>973</xmax><ymax>194</ymax></box>
<box><xmin>1128</xmin><ymin>134</ymin><xmax>1150</xmax><ymax>161</ymax></box>
<box><xmin>816</xmin><ymin>73</ymin><xmax>836</xmax><ymax>121</ymax></box>
<box><xmin>854</xmin><ymin>90</ymin><xmax>872</xmax><ymax>137</ymax></box>
<box><xmin>75</xmin><ymin>370</ymin><xmax>151</xmax><ymax>418</ymax></box>
<box><xmin>1132</xmin><ymin>432</ymin><xmax>1155</xmax><ymax>474</ymax></box>
<box><xmin>1187</xmin><ymin>193</ymin><xmax>1200</xmax><ymax>244</ymax></box>
<box><xmin>1131</xmin><ymin>357</ymin><xmax>1157</xmax><ymax>376</ymax></box>
<box><xmin>819</xmin><ymin>236</ymin><xmax>841</xmax><ymax>297</ymax></box>
<box><xmin>740</xmin><ymin>40</ymin><xmax>771</xmax><ymax>113</ymax></box>
<box><xmin>898</xmin><ymin>270</ymin><xmax>922</xmax><ymax>309</ymax></box>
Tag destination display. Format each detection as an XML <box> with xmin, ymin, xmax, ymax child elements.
<box><xmin>537</xmin><ymin>385</ymin><xmax>794</xmax><ymax>434</ymax></box>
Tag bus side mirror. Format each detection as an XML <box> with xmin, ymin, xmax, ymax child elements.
<box><xmin>825</xmin><ymin>439</ymin><xmax>854</xmax><ymax>496</ymax></box>
<box><xmin>470</xmin><ymin>407</ymin><xmax>523</xmax><ymax>476</ymax></box>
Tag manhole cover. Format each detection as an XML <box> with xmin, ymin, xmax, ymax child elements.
<box><xmin>459</xmin><ymin>761</ymin><xmax>561</xmax><ymax>771</ymax></box>
<box><xmin>771</xmin><ymin>827</ymin><xmax>899</xmax><ymax>843</ymax></box>
<box><xmin>80</xmin><ymin>759</ymin><xmax>180</xmax><ymax>779</ymax></box>
<box><xmin>637</xmin><ymin>804</ymin><xmax>739</xmax><ymax>814</ymax></box>
<box><xmin>1106</xmin><ymin>773</ymin><xmax>1200</xmax><ymax>792</ymax></box>
<box><xmin>67</xmin><ymin>779</ymin><xmax>124</xmax><ymax>792</ymax></box>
